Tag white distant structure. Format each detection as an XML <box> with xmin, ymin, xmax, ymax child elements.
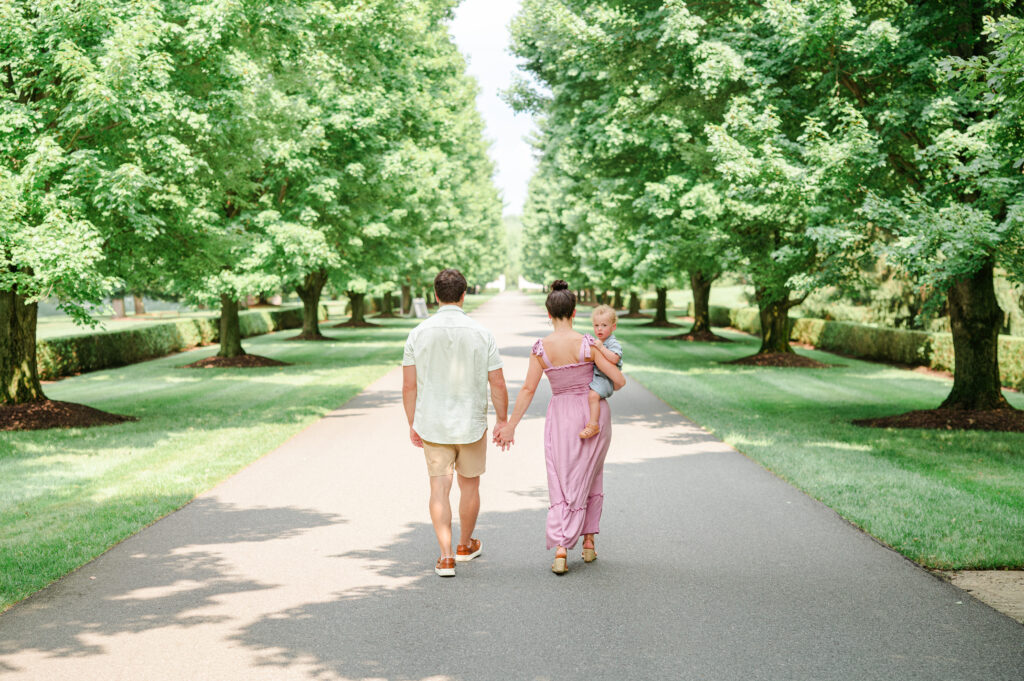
<box><xmin>412</xmin><ymin>297</ymin><xmax>429</xmax><ymax>318</ymax></box>
<box><xmin>485</xmin><ymin>274</ymin><xmax>506</xmax><ymax>291</ymax></box>
<box><xmin>519</xmin><ymin>276</ymin><xmax>543</xmax><ymax>291</ymax></box>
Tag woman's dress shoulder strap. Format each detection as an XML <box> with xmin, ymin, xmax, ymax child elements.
<box><xmin>532</xmin><ymin>339</ymin><xmax>553</xmax><ymax>368</ymax></box>
<box><xmin>580</xmin><ymin>334</ymin><xmax>596</xmax><ymax>362</ymax></box>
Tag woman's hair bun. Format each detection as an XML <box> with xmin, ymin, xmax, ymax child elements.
<box><xmin>551</xmin><ymin>280</ymin><xmax>569</xmax><ymax>291</ymax></box>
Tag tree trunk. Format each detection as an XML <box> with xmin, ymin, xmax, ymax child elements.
<box><xmin>654</xmin><ymin>287</ymin><xmax>668</xmax><ymax>324</ymax></box>
<box><xmin>629</xmin><ymin>292</ymin><xmax>641</xmax><ymax>315</ymax></box>
<box><xmin>377</xmin><ymin>291</ymin><xmax>397</xmax><ymax>318</ymax></box>
<box><xmin>941</xmin><ymin>262</ymin><xmax>1011</xmax><ymax>410</ymax></box>
<box><xmin>689</xmin><ymin>270</ymin><xmax>714</xmax><ymax>334</ymax></box>
<box><xmin>755</xmin><ymin>288</ymin><xmax>794</xmax><ymax>354</ymax></box>
<box><xmin>339</xmin><ymin>290</ymin><xmax>372</xmax><ymax>325</ymax></box>
<box><xmin>133</xmin><ymin>294</ymin><xmax>146</xmax><ymax>315</ymax></box>
<box><xmin>294</xmin><ymin>269</ymin><xmax>328</xmax><ymax>339</ymax></box>
<box><xmin>401</xmin><ymin>284</ymin><xmax>412</xmax><ymax>316</ymax></box>
<box><xmin>646</xmin><ymin>286</ymin><xmax>679</xmax><ymax>327</ymax></box>
<box><xmin>217</xmin><ymin>294</ymin><xmax>246</xmax><ymax>357</ymax></box>
<box><xmin>612</xmin><ymin>288</ymin><xmax>623</xmax><ymax>310</ymax></box>
<box><xmin>112</xmin><ymin>296</ymin><xmax>126</xmax><ymax>318</ymax></box>
<box><xmin>0</xmin><ymin>290</ymin><xmax>45</xmax><ymax>404</ymax></box>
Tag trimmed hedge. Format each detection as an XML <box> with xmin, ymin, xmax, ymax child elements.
<box><xmin>36</xmin><ymin>305</ymin><xmax>326</xmax><ymax>380</ymax></box>
<box><xmin>927</xmin><ymin>333</ymin><xmax>1024</xmax><ymax>392</ymax></box>
<box><xmin>686</xmin><ymin>303</ymin><xmax>1024</xmax><ymax>390</ymax></box>
<box><xmin>791</xmin><ymin>318</ymin><xmax>932</xmax><ymax>367</ymax></box>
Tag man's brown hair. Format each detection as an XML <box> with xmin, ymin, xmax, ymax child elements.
<box><xmin>434</xmin><ymin>268</ymin><xmax>468</xmax><ymax>304</ymax></box>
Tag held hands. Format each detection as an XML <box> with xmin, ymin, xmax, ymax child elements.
<box><xmin>492</xmin><ymin>420</ymin><xmax>515</xmax><ymax>450</ymax></box>
<box><xmin>409</xmin><ymin>426</ymin><xmax>423</xmax><ymax>448</ymax></box>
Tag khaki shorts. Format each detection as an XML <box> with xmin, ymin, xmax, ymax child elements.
<box><xmin>422</xmin><ymin>434</ymin><xmax>487</xmax><ymax>478</ymax></box>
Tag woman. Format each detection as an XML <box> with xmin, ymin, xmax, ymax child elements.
<box><xmin>497</xmin><ymin>281</ymin><xmax>625</xmax><ymax>574</ymax></box>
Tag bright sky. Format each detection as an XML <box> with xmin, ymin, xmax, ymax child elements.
<box><xmin>450</xmin><ymin>0</ymin><xmax>536</xmax><ymax>217</ymax></box>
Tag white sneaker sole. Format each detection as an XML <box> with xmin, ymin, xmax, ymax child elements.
<box><xmin>435</xmin><ymin>566</ymin><xmax>455</xmax><ymax>577</ymax></box>
<box><xmin>455</xmin><ymin>548</ymin><xmax>482</xmax><ymax>562</ymax></box>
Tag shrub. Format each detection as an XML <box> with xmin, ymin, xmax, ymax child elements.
<box><xmin>713</xmin><ymin>307</ymin><xmax>1024</xmax><ymax>390</ymax></box>
<box><xmin>928</xmin><ymin>333</ymin><xmax>1024</xmax><ymax>391</ymax></box>
<box><xmin>686</xmin><ymin>303</ymin><xmax>733</xmax><ymax>327</ymax></box>
<box><xmin>729</xmin><ymin>307</ymin><xmax>761</xmax><ymax>334</ymax></box>
<box><xmin>36</xmin><ymin>305</ymin><xmax>326</xmax><ymax>380</ymax></box>
<box><xmin>792</xmin><ymin>319</ymin><xmax>932</xmax><ymax>366</ymax></box>
<box><xmin>999</xmin><ymin>337</ymin><xmax>1024</xmax><ymax>390</ymax></box>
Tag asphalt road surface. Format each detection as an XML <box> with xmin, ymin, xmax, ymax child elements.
<box><xmin>1</xmin><ymin>291</ymin><xmax>1021</xmax><ymax>680</ymax></box>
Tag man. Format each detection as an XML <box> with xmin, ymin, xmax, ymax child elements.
<box><xmin>402</xmin><ymin>268</ymin><xmax>508</xmax><ymax>577</ymax></box>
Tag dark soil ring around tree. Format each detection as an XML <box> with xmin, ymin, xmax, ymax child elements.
<box><xmin>333</xmin><ymin>321</ymin><xmax>379</xmax><ymax>328</ymax></box>
<box><xmin>286</xmin><ymin>333</ymin><xmax>333</xmax><ymax>341</ymax></box>
<box><xmin>726</xmin><ymin>353</ymin><xmax>837</xmax><ymax>369</ymax></box>
<box><xmin>184</xmin><ymin>354</ymin><xmax>292</xmax><ymax>369</ymax></box>
<box><xmin>853</xmin><ymin>408</ymin><xmax>1024</xmax><ymax>433</ymax></box>
<box><xmin>663</xmin><ymin>331</ymin><xmax>733</xmax><ymax>343</ymax></box>
<box><xmin>1</xmin><ymin>400</ymin><xmax>136</xmax><ymax>431</ymax></box>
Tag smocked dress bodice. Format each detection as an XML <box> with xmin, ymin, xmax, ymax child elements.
<box><xmin>531</xmin><ymin>335</ymin><xmax>596</xmax><ymax>396</ymax></box>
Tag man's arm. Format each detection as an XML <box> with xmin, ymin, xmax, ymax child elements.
<box><xmin>488</xmin><ymin>367</ymin><xmax>509</xmax><ymax>440</ymax></box>
<box><xmin>402</xmin><ymin>365</ymin><xmax>422</xmax><ymax>447</ymax></box>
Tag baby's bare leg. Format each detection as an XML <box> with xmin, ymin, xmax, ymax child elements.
<box><xmin>579</xmin><ymin>390</ymin><xmax>602</xmax><ymax>439</ymax></box>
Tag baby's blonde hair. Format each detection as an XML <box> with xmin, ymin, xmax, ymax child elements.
<box><xmin>591</xmin><ymin>304</ymin><xmax>617</xmax><ymax>323</ymax></box>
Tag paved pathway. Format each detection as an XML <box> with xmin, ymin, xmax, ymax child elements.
<box><xmin>1</xmin><ymin>291</ymin><xmax>1021</xmax><ymax>680</ymax></box>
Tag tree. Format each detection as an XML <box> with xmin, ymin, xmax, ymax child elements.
<box><xmin>1</xmin><ymin>0</ymin><xmax>190</xmax><ymax>404</ymax></box>
<box><xmin>707</xmin><ymin>96</ymin><xmax>881</xmax><ymax>353</ymax></box>
<box><xmin>509</xmin><ymin>0</ymin><xmax>736</xmax><ymax>330</ymax></box>
<box><xmin>764</xmin><ymin>0</ymin><xmax>1024</xmax><ymax>408</ymax></box>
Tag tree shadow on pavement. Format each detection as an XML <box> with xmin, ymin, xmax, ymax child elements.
<box><xmin>0</xmin><ymin>499</ymin><xmax>343</xmax><ymax>664</ymax></box>
<box><xmin>228</xmin><ymin>453</ymin><xmax>1024</xmax><ymax>681</ymax></box>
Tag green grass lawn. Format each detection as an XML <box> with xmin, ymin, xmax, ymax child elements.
<box><xmin>1</xmin><ymin>293</ymin><xmax>494</xmax><ymax>611</ymax></box>
<box><xmin>607</xmin><ymin>314</ymin><xmax>1024</xmax><ymax>570</ymax></box>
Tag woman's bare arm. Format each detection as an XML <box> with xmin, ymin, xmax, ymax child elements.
<box><xmin>593</xmin><ymin>346</ymin><xmax>625</xmax><ymax>390</ymax></box>
<box><xmin>507</xmin><ymin>354</ymin><xmax>544</xmax><ymax>427</ymax></box>
<box><xmin>496</xmin><ymin>354</ymin><xmax>545</xmax><ymax>446</ymax></box>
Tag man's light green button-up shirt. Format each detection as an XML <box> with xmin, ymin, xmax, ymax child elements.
<box><xmin>402</xmin><ymin>304</ymin><xmax>503</xmax><ymax>444</ymax></box>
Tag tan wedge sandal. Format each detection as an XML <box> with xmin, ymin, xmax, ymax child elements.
<box><xmin>551</xmin><ymin>550</ymin><xmax>568</xmax><ymax>574</ymax></box>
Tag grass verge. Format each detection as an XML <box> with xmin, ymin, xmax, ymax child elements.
<box><xmin>608</xmin><ymin>315</ymin><xmax>1024</xmax><ymax>570</ymax></box>
<box><xmin>1</xmin><ymin>294</ymin><xmax>494</xmax><ymax>611</ymax></box>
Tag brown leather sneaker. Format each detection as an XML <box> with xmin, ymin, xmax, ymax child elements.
<box><xmin>455</xmin><ymin>538</ymin><xmax>482</xmax><ymax>562</ymax></box>
<box><xmin>435</xmin><ymin>556</ymin><xmax>455</xmax><ymax>577</ymax></box>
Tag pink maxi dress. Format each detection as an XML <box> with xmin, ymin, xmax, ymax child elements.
<box><xmin>532</xmin><ymin>335</ymin><xmax>612</xmax><ymax>550</ymax></box>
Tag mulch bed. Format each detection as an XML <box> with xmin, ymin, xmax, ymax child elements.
<box><xmin>286</xmin><ymin>333</ymin><xmax>332</xmax><ymax>341</ymax></box>
<box><xmin>663</xmin><ymin>329</ymin><xmax>733</xmax><ymax>343</ymax></box>
<box><xmin>333</xmin><ymin>320</ymin><xmax>379</xmax><ymax>328</ymax></box>
<box><xmin>727</xmin><ymin>352</ymin><xmax>835</xmax><ymax>369</ymax></box>
<box><xmin>184</xmin><ymin>354</ymin><xmax>291</xmax><ymax>369</ymax></box>
<box><xmin>853</xmin><ymin>408</ymin><xmax>1024</xmax><ymax>432</ymax></box>
<box><xmin>1</xmin><ymin>400</ymin><xmax>136</xmax><ymax>431</ymax></box>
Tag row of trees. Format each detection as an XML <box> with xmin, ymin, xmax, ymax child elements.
<box><xmin>509</xmin><ymin>0</ymin><xmax>1024</xmax><ymax>411</ymax></box>
<box><xmin>1</xmin><ymin>0</ymin><xmax>504</xmax><ymax>406</ymax></box>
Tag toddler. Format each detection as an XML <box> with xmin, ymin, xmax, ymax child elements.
<box><xmin>580</xmin><ymin>304</ymin><xmax>623</xmax><ymax>439</ymax></box>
